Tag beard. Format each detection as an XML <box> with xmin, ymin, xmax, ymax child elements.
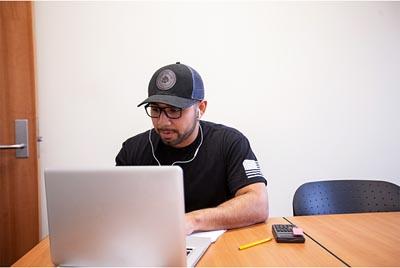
<box><xmin>156</xmin><ymin>116</ymin><xmax>198</xmax><ymax>147</ymax></box>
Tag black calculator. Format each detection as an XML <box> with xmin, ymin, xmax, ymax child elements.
<box><xmin>272</xmin><ymin>224</ymin><xmax>305</xmax><ymax>243</ymax></box>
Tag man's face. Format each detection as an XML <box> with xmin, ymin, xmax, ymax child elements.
<box><xmin>149</xmin><ymin>102</ymin><xmax>198</xmax><ymax>148</ymax></box>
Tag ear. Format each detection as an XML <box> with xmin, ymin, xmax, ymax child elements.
<box><xmin>197</xmin><ymin>100</ymin><xmax>207</xmax><ymax>118</ymax></box>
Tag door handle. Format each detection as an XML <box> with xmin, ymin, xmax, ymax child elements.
<box><xmin>0</xmin><ymin>144</ymin><xmax>25</xmax><ymax>149</ymax></box>
<box><xmin>0</xmin><ymin>119</ymin><xmax>29</xmax><ymax>158</ymax></box>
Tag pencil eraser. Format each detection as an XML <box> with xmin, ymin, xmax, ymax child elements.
<box><xmin>292</xmin><ymin>227</ymin><xmax>303</xmax><ymax>236</ymax></box>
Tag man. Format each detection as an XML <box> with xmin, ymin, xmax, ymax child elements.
<box><xmin>116</xmin><ymin>62</ymin><xmax>269</xmax><ymax>234</ymax></box>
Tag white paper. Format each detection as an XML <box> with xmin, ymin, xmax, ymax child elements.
<box><xmin>188</xmin><ymin>229</ymin><xmax>226</xmax><ymax>243</ymax></box>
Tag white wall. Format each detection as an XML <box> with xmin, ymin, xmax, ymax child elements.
<box><xmin>34</xmin><ymin>1</ymin><xmax>400</xmax><ymax>238</ymax></box>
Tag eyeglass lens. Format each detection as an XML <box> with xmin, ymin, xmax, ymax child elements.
<box><xmin>145</xmin><ymin>105</ymin><xmax>182</xmax><ymax>119</ymax></box>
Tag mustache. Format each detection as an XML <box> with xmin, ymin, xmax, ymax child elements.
<box><xmin>157</xmin><ymin>127</ymin><xmax>178</xmax><ymax>133</ymax></box>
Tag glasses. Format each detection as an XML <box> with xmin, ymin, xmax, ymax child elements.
<box><xmin>145</xmin><ymin>104</ymin><xmax>183</xmax><ymax>119</ymax></box>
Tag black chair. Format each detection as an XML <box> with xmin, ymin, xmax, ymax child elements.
<box><xmin>293</xmin><ymin>180</ymin><xmax>400</xmax><ymax>216</ymax></box>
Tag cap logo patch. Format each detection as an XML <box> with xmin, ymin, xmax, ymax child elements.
<box><xmin>156</xmin><ymin>69</ymin><xmax>176</xmax><ymax>90</ymax></box>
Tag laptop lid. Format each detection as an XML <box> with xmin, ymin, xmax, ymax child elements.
<box><xmin>45</xmin><ymin>166</ymin><xmax>193</xmax><ymax>266</ymax></box>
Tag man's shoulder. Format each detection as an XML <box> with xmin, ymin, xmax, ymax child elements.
<box><xmin>122</xmin><ymin>129</ymin><xmax>151</xmax><ymax>146</ymax></box>
<box><xmin>201</xmin><ymin>120</ymin><xmax>245</xmax><ymax>140</ymax></box>
<box><xmin>116</xmin><ymin>129</ymin><xmax>153</xmax><ymax>166</ymax></box>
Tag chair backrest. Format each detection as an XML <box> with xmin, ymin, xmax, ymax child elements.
<box><xmin>293</xmin><ymin>180</ymin><xmax>400</xmax><ymax>216</ymax></box>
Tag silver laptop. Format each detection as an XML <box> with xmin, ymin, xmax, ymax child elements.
<box><xmin>45</xmin><ymin>166</ymin><xmax>211</xmax><ymax>267</ymax></box>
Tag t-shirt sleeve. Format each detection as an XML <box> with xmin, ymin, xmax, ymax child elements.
<box><xmin>115</xmin><ymin>141</ymin><xmax>129</xmax><ymax>166</ymax></box>
<box><xmin>224</xmin><ymin>133</ymin><xmax>267</xmax><ymax>195</ymax></box>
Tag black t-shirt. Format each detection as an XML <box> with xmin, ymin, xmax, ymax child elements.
<box><xmin>115</xmin><ymin>120</ymin><xmax>267</xmax><ymax>212</ymax></box>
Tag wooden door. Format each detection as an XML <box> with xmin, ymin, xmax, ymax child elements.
<box><xmin>0</xmin><ymin>2</ymin><xmax>39</xmax><ymax>266</ymax></box>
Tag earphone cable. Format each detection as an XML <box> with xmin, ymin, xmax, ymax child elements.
<box><xmin>149</xmin><ymin>124</ymin><xmax>203</xmax><ymax>166</ymax></box>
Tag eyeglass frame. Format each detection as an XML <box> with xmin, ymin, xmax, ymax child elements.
<box><xmin>144</xmin><ymin>103</ymin><xmax>183</xmax><ymax>119</ymax></box>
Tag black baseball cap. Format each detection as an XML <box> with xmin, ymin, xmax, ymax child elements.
<box><xmin>137</xmin><ymin>62</ymin><xmax>204</xmax><ymax>108</ymax></box>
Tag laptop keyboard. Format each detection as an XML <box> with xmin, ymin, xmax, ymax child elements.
<box><xmin>186</xmin><ymin>247</ymin><xmax>193</xmax><ymax>256</ymax></box>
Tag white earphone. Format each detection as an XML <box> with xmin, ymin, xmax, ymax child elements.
<box><xmin>148</xmin><ymin>124</ymin><xmax>203</xmax><ymax>166</ymax></box>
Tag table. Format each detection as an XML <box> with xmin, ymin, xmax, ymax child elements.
<box><xmin>286</xmin><ymin>211</ymin><xmax>400</xmax><ymax>267</ymax></box>
<box><xmin>12</xmin><ymin>238</ymin><xmax>52</xmax><ymax>267</ymax></box>
<box><xmin>197</xmin><ymin>217</ymin><xmax>344</xmax><ymax>266</ymax></box>
<box><xmin>13</xmin><ymin>217</ymin><xmax>345</xmax><ymax>267</ymax></box>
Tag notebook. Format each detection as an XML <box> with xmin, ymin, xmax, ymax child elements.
<box><xmin>44</xmin><ymin>166</ymin><xmax>211</xmax><ymax>266</ymax></box>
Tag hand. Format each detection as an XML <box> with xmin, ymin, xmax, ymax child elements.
<box><xmin>185</xmin><ymin>213</ymin><xmax>197</xmax><ymax>235</ymax></box>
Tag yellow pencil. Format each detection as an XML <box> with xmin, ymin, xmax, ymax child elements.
<box><xmin>238</xmin><ymin>237</ymin><xmax>273</xmax><ymax>250</ymax></box>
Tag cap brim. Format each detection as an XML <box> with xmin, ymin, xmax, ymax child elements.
<box><xmin>137</xmin><ymin>95</ymin><xmax>198</xmax><ymax>109</ymax></box>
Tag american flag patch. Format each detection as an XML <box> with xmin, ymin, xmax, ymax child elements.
<box><xmin>243</xmin><ymin>159</ymin><xmax>263</xmax><ymax>179</ymax></box>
